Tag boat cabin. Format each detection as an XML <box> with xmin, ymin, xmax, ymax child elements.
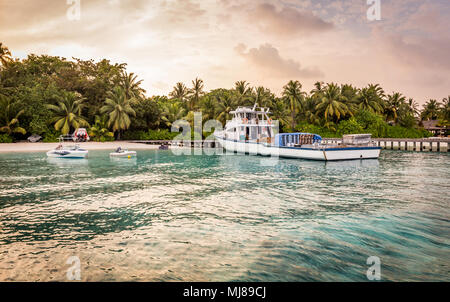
<box><xmin>275</xmin><ymin>133</ymin><xmax>322</xmax><ymax>147</ymax></box>
<box><xmin>224</xmin><ymin>105</ymin><xmax>276</xmax><ymax>143</ymax></box>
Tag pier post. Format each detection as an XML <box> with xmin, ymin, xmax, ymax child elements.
<box><xmin>431</xmin><ymin>142</ymin><xmax>438</xmax><ymax>152</ymax></box>
<box><xmin>440</xmin><ymin>142</ymin><xmax>448</xmax><ymax>152</ymax></box>
<box><xmin>422</xmin><ymin>141</ymin><xmax>430</xmax><ymax>152</ymax></box>
<box><xmin>407</xmin><ymin>141</ymin><xmax>414</xmax><ymax>151</ymax></box>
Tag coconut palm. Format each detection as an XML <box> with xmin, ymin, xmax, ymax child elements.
<box><xmin>270</xmin><ymin>98</ymin><xmax>290</xmax><ymax>130</ymax></box>
<box><xmin>100</xmin><ymin>86</ymin><xmax>136</xmax><ymax>139</ymax></box>
<box><xmin>407</xmin><ymin>98</ymin><xmax>420</xmax><ymax>117</ymax></box>
<box><xmin>310</xmin><ymin>81</ymin><xmax>325</xmax><ymax>98</ymax></box>
<box><xmin>88</xmin><ymin>115</ymin><xmax>114</xmax><ymax>142</ymax></box>
<box><xmin>188</xmin><ymin>77</ymin><xmax>204</xmax><ymax>111</ymax></box>
<box><xmin>441</xmin><ymin>96</ymin><xmax>450</xmax><ymax>122</ymax></box>
<box><xmin>253</xmin><ymin>86</ymin><xmax>273</xmax><ymax>108</ymax></box>
<box><xmin>385</xmin><ymin>92</ymin><xmax>406</xmax><ymax>123</ymax></box>
<box><xmin>234</xmin><ymin>81</ymin><xmax>252</xmax><ymax>106</ymax></box>
<box><xmin>315</xmin><ymin>83</ymin><xmax>349</xmax><ymax>123</ymax></box>
<box><xmin>161</xmin><ymin>102</ymin><xmax>187</xmax><ymax>128</ymax></box>
<box><xmin>199</xmin><ymin>96</ymin><xmax>217</xmax><ymax>122</ymax></box>
<box><xmin>420</xmin><ymin>99</ymin><xmax>441</xmax><ymax>121</ymax></box>
<box><xmin>119</xmin><ymin>71</ymin><xmax>145</xmax><ymax>100</ymax></box>
<box><xmin>215</xmin><ymin>90</ymin><xmax>237</xmax><ymax>126</ymax></box>
<box><xmin>0</xmin><ymin>95</ymin><xmax>26</xmax><ymax>135</ymax></box>
<box><xmin>46</xmin><ymin>92</ymin><xmax>89</xmax><ymax>135</ymax></box>
<box><xmin>356</xmin><ymin>86</ymin><xmax>384</xmax><ymax>114</ymax></box>
<box><xmin>169</xmin><ymin>82</ymin><xmax>189</xmax><ymax>108</ymax></box>
<box><xmin>303</xmin><ymin>96</ymin><xmax>320</xmax><ymax>125</ymax></box>
<box><xmin>0</xmin><ymin>43</ymin><xmax>13</xmax><ymax>68</ymax></box>
<box><xmin>282</xmin><ymin>80</ymin><xmax>306</xmax><ymax>130</ymax></box>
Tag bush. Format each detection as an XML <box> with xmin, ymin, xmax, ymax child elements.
<box><xmin>0</xmin><ymin>134</ymin><xmax>13</xmax><ymax>143</ymax></box>
<box><xmin>43</xmin><ymin>129</ymin><xmax>61</xmax><ymax>142</ymax></box>
<box><xmin>337</xmin><ymin>118</ymin><xmax>364</xmax><ymax>136</ymax></box>
<box><xmin>386</xmin><ymin>126</ymin><xmax>432</xmax><ymax>138</ymax></box>
<box><xmin>296</xmin><ymin>123</ymin><xmax>338</xmax><ymax>138</ymax></box>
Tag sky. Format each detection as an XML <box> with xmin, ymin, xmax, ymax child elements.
<box><xmin>1</xmin><ymin>0</ymin><xmax>449</xmax><ymax>105</ymax></box>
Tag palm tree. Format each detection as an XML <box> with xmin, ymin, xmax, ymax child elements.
<box><xmin>161</xmin><ymin>102</ymin><xmax>187</xmax><ymax>128</ymax></box>
<box><xmin>441</xmin><ymin>95</ymin><xmax>450</xmax><ymax>122</ymax></box>
<box><xmin>215</xmin><ymin>90</ymin><xmax>237</xmax><ymax>126</ymax></box>
<box><xmin>310</xmin><ymin>81</ymin><xmax>325</xmax><ymax>98</ymax></box>
<box><xmin>356</xmin><ymin>86</ymin><xmax>384</xmax><ymax>114</ymax></box>
<box><xmin>120</xmin><ymin>71</ymin><xmax>145</xmax><ymax>100</ymax></box>
<box><xmin>188</xmin><ymin>77</ymin><xmax>204</xmax><ymax>111</ymax></box>
<box><xmin>407</xmin><ymin>98</ymin><xmax>419</xmax><ymax>117</ymax></box>
<box><xmin>169</xmin><ymin>82</ymin><xmax>189</xmax><ymax>107</ymax></box>
<box><xmin>315</xmin><ymin>83</ymin><xmax>349</xmax><ymax>123</ymax></box>
<box><xmin>199</xmin><ymin>96</ymin><xmax>217</xmax><ymax>122</ymax></box>
<box><xmin>234</xmin><ymin>81</ymin><xmax>252</xmax><ymax>106</ymax></box>
<box><xmin>282</xmin><ymin>80</ymin><xmax>306</xmax><ymax>130</ymax></box>
<box><xmin>385</xmin><ymin>92</ymin><xmax>406</xmax><ymax>123</ymax></box>
<box><xmin>0</xmin><ymin>95</ymin><xmax>26</xmax><ymax>135</ymax></box>
<box><xmin>0</xmin><ymin>43</ymin><xmax>13</xmax><ymax>68</ymax></box>
<box><xmin>46</xmin><ymin>92</ymin><xmax>89</xmax><ymax>135</ymax></box>
<box><xmin>88</xmin><ymin>115</ymin><xmax>114</xmax><ymax>142</ymax></box>
<box><xmin>303</xmin><ymin>96</ymin><xmax>320</xmax><ymax>125</ymax></box>
<box><xmin>100</xmin><ymin>86</ymin><xmax>136</xmax><ymax>139</ymax></box>
<box><xmin>270</xmin><ymin>98</ymin><xmax>290</xmax><ymax>130</ymax></box>
<box><xmin>420</xmin><ymin>99</ymin><xmax>441</xmax><ymax>121</ymax></box>
<box><xmin>253</xmin><ymin>86</ymin><xmax>273</xmax><ymax>108</ymax></box>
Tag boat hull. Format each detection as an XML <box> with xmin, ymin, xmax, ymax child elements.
<box><xmin>46</xmin><ymin>150</ymin><xmax>88</xmax><ymax>159</ymax></box>
<box><xmin>215</xmin><ymin>136</ymin><xmax>381</xmax><ymax>161</ymax></box>
<box><xmin>109</xmin><ymin>151</ymin><xmax>137</xmax><ymax>158</ymax></box>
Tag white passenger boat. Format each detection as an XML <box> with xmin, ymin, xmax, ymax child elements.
<box><xmin>214</xmin><ymin>105</ymin><xmax>381</xmax><ymax>161</ymax></box>
<box><xmin>46</xmin><ymin>144</ymin><xmax>88</xmax><ymax>159</ymax></box>
<box><xmin>109</xmin><ymin>147</ymin><xmax>137</xmax><ymax>158</ymax></box>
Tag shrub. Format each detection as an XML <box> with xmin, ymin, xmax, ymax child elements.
<box><xmin>43</xmin><ymin>129</ymin><xmax>61</xmax><ymax>142</ymax></box>
<box><xmin>0</xmin><ymin>134</ymin><xmax>13</xmax><ymax>143</ymax></box>
<box><xmin>337</xmin><ymin>118</ymin><xmax>364</xmax><ymax>136</ymax></box>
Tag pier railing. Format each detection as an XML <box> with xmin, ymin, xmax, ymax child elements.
<box><xmin>322</xmin><ymin>138</ymin><xmax>450</xmax><ymax>152</ymax></box>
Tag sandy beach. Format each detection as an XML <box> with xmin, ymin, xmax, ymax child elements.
<box><xmin>0</xmin><ymin>141</ymin><xmax>161</xmax><ymax>153</ymax></box>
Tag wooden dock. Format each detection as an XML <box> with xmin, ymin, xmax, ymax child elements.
<box><xmin>323</xmin><ymin>138</ymin><xmax>450</xmax><ymax>152</ymax></box>
<box><xmin>131</xmin><ymin>138</ymin><xmax>450</xmax><ymax>152</ymax></box>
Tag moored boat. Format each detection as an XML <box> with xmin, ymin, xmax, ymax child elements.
<box><xmin>109</xmin><ymin>147</ymin><xmax>137</xmax><ymax>158</ymax></box>
<box><xmin>46</xmin><ymin>144</ymin><xmax>88</xmax><ymax>159</ymax></box>
<box><xmin>214</xmin><ymin>105</ymin><xmax>381</xmax><ymax>161</ymax></box>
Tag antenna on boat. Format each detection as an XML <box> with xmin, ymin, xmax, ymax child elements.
<box><xmin>252</xmin><ymin>103</ymin><xmax>258</xmax><ymax>111</ymax></box>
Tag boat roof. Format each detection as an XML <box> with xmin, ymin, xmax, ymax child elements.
<box><xmin>230</xmin><ymin>105</ymin><xmax>271</xmax><ymax>114</ymax></box>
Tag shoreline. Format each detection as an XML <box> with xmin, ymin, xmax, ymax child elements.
<box><xmin>0</xmin><ymin>141</ymin><xmax>161</xmax><ymax>153</ymax></box>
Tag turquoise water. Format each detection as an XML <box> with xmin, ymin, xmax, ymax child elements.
<box><xmin>0</xmin><ymin>149</ymin><xmax>449</xmax><ymax>281</ymax></box>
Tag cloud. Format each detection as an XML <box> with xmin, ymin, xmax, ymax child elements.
<box><xmin>235</xmin><ymin>43</ymin><xmax>323</xmax><ymax>78</ymax></box>
<box><xmin>247</xmin><ymin>3</ymin><xmax>333</xmax><ymax>36</ymax></box>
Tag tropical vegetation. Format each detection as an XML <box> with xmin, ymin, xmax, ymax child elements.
<box><xmin>0</xmin><ymin>43</ymin><xmax>447</xmax><ymax>143</ymax></box>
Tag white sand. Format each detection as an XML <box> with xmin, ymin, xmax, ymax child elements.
<box><xmin>0</xmin><ymin>141</ymin><xmax>161</xmax><ymax>153</ymax></box>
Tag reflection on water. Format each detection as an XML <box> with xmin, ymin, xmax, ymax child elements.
<box><xmin>0</xmin><ymin>150</ymin><xmax>449</xmax><ymax>281</ymax></box>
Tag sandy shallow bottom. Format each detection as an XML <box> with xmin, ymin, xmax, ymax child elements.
<box><xmin>0</xmin><ymin>142</ymin><xmax>160</xmax><ymax>153</ymax></box>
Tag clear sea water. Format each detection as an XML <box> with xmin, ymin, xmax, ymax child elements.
<box><xmin>0</xmin><ymin>149</ymin><xmax>449</xmax><ymax>281</ymax></box>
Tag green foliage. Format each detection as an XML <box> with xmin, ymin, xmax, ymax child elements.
<box><xmin>336</xmin><ymin>118</ymin><xmax>364</xmax><ymax>135</ymax></box>
<box><xmin>89</xmin><ymin>115</ymin><xmax>114</xmax><ymax>142</ymax></box>
<box><xmin>0</xmin><ymin>133</ymin><xmax>13</xmax><ymax>143</ymax></box>
<box><xmin>0</xmin><ymin>43</ymin><xmax>445</xmax><ymax>141</ymax></box>
<box><xmin>42</xmin><ymin>129</ymin><xmax>61</xmax><ymax>142</ymax></box>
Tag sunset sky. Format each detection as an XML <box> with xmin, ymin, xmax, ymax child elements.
<box><xmin>1</xmin><ymin>0</ymin><xmax>449</xmax><ymax>104</ymax></box>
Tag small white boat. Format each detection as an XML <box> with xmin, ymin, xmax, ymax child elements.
<box><xmin>46</xmin><ymin>144</ymin><xmax>88</xmax><ymax>159</ymax></box>
<box><xmin>214</xmin><ymin>105</ymin><xmax>381</xmax><ymax>161</ymax></box>
<box><xmin>109</xmin><ymin>148</ymin><xmax>137</xmax><ymax>158</ymax></box>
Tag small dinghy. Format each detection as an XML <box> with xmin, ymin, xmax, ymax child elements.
<box><xmin>109</xmin><ymin>147</ymin><xmax>137</xmax><ymax>158</ymax></box>
<box><xmin>47</xmin><ymin>144</ymin><xmax>88</xmax><ymax>159</ymax></box>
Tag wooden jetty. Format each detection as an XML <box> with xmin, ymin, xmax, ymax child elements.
<box><xmin>323</xmin><ymin>138</ymin><xmax>450</xmax><ymax>152</ymax></box>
